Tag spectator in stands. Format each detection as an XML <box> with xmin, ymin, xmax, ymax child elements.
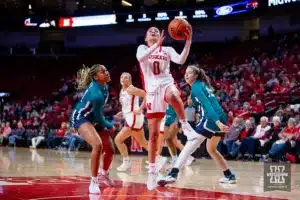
<box><xmin>30</xmin><ymin>109</ymin><xmax>39</xmax><ymax>118</ymax></box>
<box><xmin>24</xmin><ymin>115</ymin><xmax>32</xmax><ymax>129</ymax></box>
<box><xmin>68</xmin><ymin>128</ymin><xmax>84</xmax><ymax>151</ymax></box>
<box><xmin>237</xmin><ymin>116</ymin><xmax>271</xmax><ymax>160</ymax></box>
<box><xmin>32</xmin><ymin>117</ymin><xmax>40</xmax><ymax>129</ymax></box>
<box><xmin>8</xmin><ymin>121</ymin><xmax>25</xmax><ymax>146</ymax></box>
<box><xmin>11</xmin><ymin>120</ymin><xmax>17</xmax><ymax>129</ymax></box>
<box><xmin>26</xmin><ymin>128</ymin><xmax>39</xmax><ymax>146</ymax></box>
<box><xmin>229</xmin><ymin>119</ymin><xmax>255</xmax><ymax>158</ymax></box>
<box><xmin>0</xmin><ymin>122</ymin><xmax>6</xmax><ymax>145</ymax></box>
<box><xmin>217</xmin><ymin>117</ymin><xmax>243</xmax><ymax>156</ymax></box>
<box><xmin>237</xmin><ymin>102</ymin><xmax>251</xmax><ymax>120</ymax></box>
<box><xmin>39</xmin><ymin>109</ymin><xmax>46</xmax><ymax>122</ymax></box>
<box><xmin>252</xmin><ymin>100</ymin><xmax>265</xmax><ymax>115</ymax></box>
<box><xmin>281</xmin><ymin>105</ymin><xmax>295</xmax><ymax>124</ymax></box>
<box><xmin>286</xmin><ymin>129</ymin><xmax>300</xmax><ymax>163</ymax></box>
<box><xmin>185</xmin><ymin>97</ymin><xmax>197</xmax><ymax>128</ymax></box>
<box><xmin>47</xmin><ymin>122</ymin><xmax>68</xmax><ymax>149</ymax></box>
<box><xmin>260</xmin><ymin>116</ymin><xmax>283</xmax><ymax>155</ymax></box>
<box><xmin>30</xmin><ymin>126</ymin><xmax>48</xmax><ymax>149</ymax></box>
<box><xmin>263</xmin><ymin>117</ymin><xmax>298</xmax><ymax>162</ymax></box>
<box><xmin>249</xmin><ymin>94</ymin><xmax>257</xmax><ymax>107</ymax></box>
<box><xmin>266</xmin><ymin>73</ymin><xmax>279</xmax><ymax>89</ymax></box>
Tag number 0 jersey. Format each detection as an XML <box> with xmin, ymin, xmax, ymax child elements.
<box><xmin>137</xmin><ymin>45</ymin><xmax>176</xmax><ymax>93</ymax></box>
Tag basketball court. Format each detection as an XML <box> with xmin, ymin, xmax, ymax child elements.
<box><xmin>0</xmin><ymin>147</ymin><xmax>299</xmax><ymax>200</ymax></box>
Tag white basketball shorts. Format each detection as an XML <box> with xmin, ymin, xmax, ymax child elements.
<box><xmin>145</xmin><ymin>83</ymin><xmax>179</xmax><ymax>119</ymax></box>
<box><xmin>124</xmin><ymin>112</ymin><xmax>144</xmax><ymax>130</ymax></box>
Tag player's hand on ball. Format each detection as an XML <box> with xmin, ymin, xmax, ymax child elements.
<box><xmin>185</xmin><ymin>26</ymin><xmax>192</xmax><ymax>40</ymax></box>
<box><xmin>157</xmin><ymin>30</ymin><xmax>165</xmax><ymax>46</ymax></box>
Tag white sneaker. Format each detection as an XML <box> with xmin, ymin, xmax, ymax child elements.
<box><xmin>98</xmin><ymin>173</ymin><xmax>115</xmax><ymax>186</ymax></box>
<box><xmin>181</xmin><ymin>122</ymin><xmax>199</xmax><ymax>140</ymax></box>
<box><xmin>185</xmin><ymin>156</ymin><xmax>195</xmax><ymax>166</ymax></box>
<box><xmin>89</xmin><ymin>178</ymin><xmax>100</xmax><ymax>194</ymax></box>
<box><xmin>157</xmin><ymin>175</ymin><xmax>177</xmax><ymax>187</ymax></box>
<box><xmin>147</xmin><ymin>171</ymin><xmax>158</xmax><ymax>190</ymax></box>
<box><xmin>117</xmin><ymin>160</ymin><xmax>131</xmax><ymax>172</ymax></box>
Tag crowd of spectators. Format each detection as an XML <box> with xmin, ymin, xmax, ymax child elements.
<box><xmin>0</xmin><ymin>32</ymin><xmax>299</xmax><ymax>163</ymax></box>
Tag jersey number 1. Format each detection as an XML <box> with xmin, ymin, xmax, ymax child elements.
<box><xmin>153</xmin><ymin>61</ymin><xmax>160</xmax><ymax>75</ymax></box>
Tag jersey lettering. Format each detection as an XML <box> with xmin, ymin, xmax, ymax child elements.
<box><xmin>153</xmin><ymin>61</ymin><xmax>160</xmax><ymax>75</ymax></box>
<box><xmin>206</xmin><ymin>87</ymin><xmax>215</xmax><ymax>98</ymax></box>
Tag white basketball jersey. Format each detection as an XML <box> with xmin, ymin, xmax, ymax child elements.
<box><xmin>119</xmin><ymin>88</ymin><xmax>140</xmax><ymax>114</ymax></box>
<box><xmin>138</xmin><ymin>45</ymin><xmax>174</xmax><ymax>93</ymax></box>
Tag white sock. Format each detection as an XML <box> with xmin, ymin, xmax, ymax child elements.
<box><xmin>148</xmin><ymin>163</ymin><xmax>156</xmax><ymax>173</ymax></box>
<box><xmin>91</xmin><ymin>176</ymin><xmax>98</xmax><ymax>183</ymax></box>
<box><xmin>123</xmin><ymin>156</ymin><xmax>130</xmax><ymax>162</ymax></box>
<box><xmin>174</xmin><ymin>135</ymin><xmax>206</xmax><ymax>169</ymax></box>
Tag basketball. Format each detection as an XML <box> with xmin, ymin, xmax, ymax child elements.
<box><xmin>168</xmin><ymin>18</ymin><xmax>191</xmax><ymax>40</ymax></box>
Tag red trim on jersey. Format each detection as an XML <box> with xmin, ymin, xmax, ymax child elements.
<box><xmin>138</xmin><ymin>62</ymin><xmax>146</xmax><ymax>92</ymax></box>
<box><xmin>146</xmin><ymin>112</ymin><xmax>165</xmax><ymax>119</ymax></box>
<box><xmin>160</xmin><ymin>131</ymin><xmax>164</xmax><ymax>135</ymax></box>
<box><xmin>131</xmin><ymin>114</ymin><xmax>137</xmax><ymax>129</ymax></box>
<box><xmin>130</xmin><ymin>96</ymin><xmax>135</xmax><ymax>112</ymax></box>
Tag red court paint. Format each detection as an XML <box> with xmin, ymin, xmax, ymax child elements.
<box><xmin>0</xmin><ymin>176</ymin><xmax>287</xmax><ymax>200</ymax></box>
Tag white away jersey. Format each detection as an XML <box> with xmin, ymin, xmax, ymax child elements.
<box><xmin>137</xmin><ymin>45</ymin><xmax>178</xmax><ymax>93</ymax></box>
<box><xmin>119</xmin><ymin>88</ymin><xmax>140</xmax><ymax>114</ymax></box>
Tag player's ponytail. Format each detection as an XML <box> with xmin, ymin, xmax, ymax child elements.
<box><xmin>76</xmin><ymin>64</ymin><xmax>99</xmax><ymax>91</ymax></box>
<box><xmin>188</xmin><ymin>64</ymin><xmax>214</xmax><ymax>92</ymax></box>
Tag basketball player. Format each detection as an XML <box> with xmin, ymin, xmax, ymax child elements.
<box><xmin>158</xmin><ymin>65</ymin><xmax>236</xmax><ymax>187</ymax></box>
<box><xmin>72</xmin><ymin>64</ymin><xmax>115</xmax><ymax>194</ymax></box>
<box><xmin>136</xmin><ymin>26</ymin><xmax>199</xmax><ymax>190</ymax></box>
<box><xmin>115</xmin><ymin>72</ymin><xmax>148</xmax><ymax>172</ymax></box>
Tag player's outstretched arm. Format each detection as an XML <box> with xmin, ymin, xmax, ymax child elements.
<box><xmin>168</xmin><ymin>27</ymin><xmax>192</xmax><ymax>65</ymax></box>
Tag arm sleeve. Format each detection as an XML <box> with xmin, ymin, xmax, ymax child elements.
<box><xmin>193</xmin><ymin>84</ymin><xmax>219</xmax><ymax>122</ymax></box>
<box><xmin>167</xmin><ymin>40</ymin><xmax>191</xmax><ymax>65</ymax></box>
<box><xmin>136</xmin><ymin>44</ymin><xmax>159</xmax><ymax>62</ymax></box>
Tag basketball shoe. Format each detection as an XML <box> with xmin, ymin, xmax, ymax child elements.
<box><xmin>117</xmin><ymin>158</ymin><xmax>131</xmax><ymax>172</ymax></box>
<box><xmin>219</xmin><ymin>174</ymin><xmax>237</xmax><ymax>184</ymax></box>
<box><xmin>89</xmin><ymin>177</ymin><xmax>100</xmax><ymax>194</ymax></box>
